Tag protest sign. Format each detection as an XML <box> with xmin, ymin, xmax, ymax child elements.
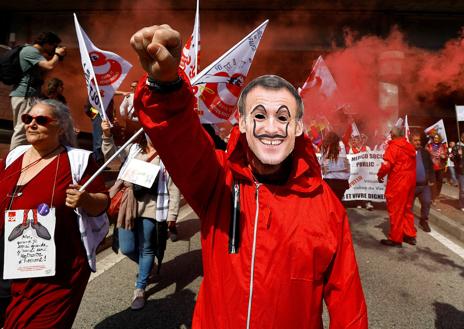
<box><xmin>4</xmin><ymin>209</ymin><xmax>56</xmax><ymax>279</ymax></box>
<box><xmin>343</xmin><ymin>150</ymin><xmax>386</xmax><ymax>202</ymax></box>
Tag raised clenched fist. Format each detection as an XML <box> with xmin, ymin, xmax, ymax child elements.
<box><xmin>130</xmin><ymin>24</ymin><xmax>182</xmax><ymax>82</ymax></box>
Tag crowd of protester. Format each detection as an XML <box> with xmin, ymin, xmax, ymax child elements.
<box><xmin>310</xmin><ymin>125</ymin><xmax>464</xmax><ymax>212</ymax></box>
<box><xmin>1</xmin><ymin>26</ymin><xmax>464</xmax><ymax>328</ymax></box>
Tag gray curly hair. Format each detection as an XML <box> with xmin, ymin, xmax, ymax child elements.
<box><xmin>31</xmin><ymin>99</ymin><xmax>77</xmax><ymax>147</ymax></box>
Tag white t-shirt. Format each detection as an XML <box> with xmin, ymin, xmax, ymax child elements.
<box><xmin>320</xmin><ymin>141</ymin><xmax>350</xmax><ymax>180</ymax></box>
<box><xmin>119</xmin><ymin>93</ymin><xmax>138</xmax><ymax>122</ymax></box>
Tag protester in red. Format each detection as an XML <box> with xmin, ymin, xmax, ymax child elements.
<box><xmin>0</xmin><ymin>100</ymin><xmax>108</xmax><ymax>328</ymax></box>
<box><xmin>377</xmin><ymin>127</ymin><xmax>417</xmax><ymax>247</ymax></box>
<box><xmin>130</xmin><ymin>24</ymin><xmax>367</xmax><ymax>329</ymax></box>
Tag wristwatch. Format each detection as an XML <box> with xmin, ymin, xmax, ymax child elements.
<box><xmin>146</xmin><ymin>76</ymin><xmax>183</xmax><ymax>93</ymax></box>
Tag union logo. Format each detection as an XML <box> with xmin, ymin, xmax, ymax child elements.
<box><xmin>89</xmin><ymin>51</ymin><xmax>122</xmax><ymax>86</ymax></box>
<box><xmin>7</xmin><ymin>211</ymin><xmax>16</xmax><ymax>222</ymax></box>
<box><xmin>199</xmin><ymin>72</ymin><xmax>245</xmax><ymax>120</ymax></box>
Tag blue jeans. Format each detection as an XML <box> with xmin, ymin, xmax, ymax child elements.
<box><xmin>459</xmin><ymin>175</ymin><xmax>464</xmax><ymax>209</ymax></box>
<box><xmin>448</xmin><ymin>166</ymin><xmax>458</xmax><ymax>185</ymax></box>
<box><xmin>91</xmin><ymin>115</ymin><xmax>103</xmax><ymax>162</ymax></box>
<box><xmin>432</xmin><ymin>170</ymin><xmax>444</xmax><ymax>201</ymax></box>
<box><xmin>119</xmin><ymin>218</ymin><xmax>157</xmax><ymax>289</ymax></box>
<box><xmin>415</xmin><ymin>185</ymin><xmax>431</xmax><ymax>220</ymax></box>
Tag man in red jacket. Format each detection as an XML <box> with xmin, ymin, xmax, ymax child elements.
<box><xmin>130</xmin><ymin>24</ymin><xmax>367</xmax><ymax>329</ymax></box>
<box><xmin>377</xmin><ymin>127</ymin><xmax>417</xmax><ymax>247</ymax></box>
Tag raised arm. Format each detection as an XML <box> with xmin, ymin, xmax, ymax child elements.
<box><xmin>119</xmin><ymin>96</ymin><xmax>130</xmax><ymax>121</ymax></box>
<box><xmin>130</xmin><ymin>24</ymin><xmax>182</xmax><ymax>83</ymax></box>
<box><xmin>100</xmin><ymin>119</ymin><xmax>129</xmax><ymax>162</ymax></box>
<box><xmin>130</xmin><ymin>25</ymin><xmax>225</xmax><ymax>218</ymax></box>
<box><xmin>37</xmin><ymin>46</ymin><xmax>66</xmax><ymax>70</ymax></box>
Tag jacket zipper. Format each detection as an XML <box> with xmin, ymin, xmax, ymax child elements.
<box><xmin>246</xmin><ymin>182</ymin><xmax>261</xmax><ymax>329</ymax></box>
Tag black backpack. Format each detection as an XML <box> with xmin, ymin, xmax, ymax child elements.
<box><xmin>0</xmin><ymin>45</ymin><xmax>26</xmax><ymax>85</ymax></box>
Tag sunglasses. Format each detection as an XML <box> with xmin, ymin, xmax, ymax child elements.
<box><xmin>21</xmin><ymin>114</ymin><xmax>56</xmax><ymax>126</ymax></box>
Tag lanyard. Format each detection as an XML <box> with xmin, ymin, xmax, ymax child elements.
<box><xmin>7</xmin><ymin>152</ymin><xmax>61</xmax><ymax>212</ymax></box>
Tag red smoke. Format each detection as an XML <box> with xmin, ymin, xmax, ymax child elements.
<box><xmin>300</xmin><ymin>25</ymin><xmax>464</xmax><ymax>142</ymax></box>
<box><xmin>14</xmin><ymin>2</ymin><xmax>464</xmax><ymax>140</ymax></box>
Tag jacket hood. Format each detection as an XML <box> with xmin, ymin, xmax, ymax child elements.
<box><xmin>390</xmin><ymin>137</ymin><xmax>416</xmax><ymax>158</ymax></box>
<box><xmin>226</xmin><ymin>126</ymin><xmax>322</xmax><ymax>194</ymax></box>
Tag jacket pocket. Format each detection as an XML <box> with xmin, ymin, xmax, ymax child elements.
<box><xmin>289</xmin><ymin>242</ymin><xmax>326</xmax><ymax>283</ymax></box>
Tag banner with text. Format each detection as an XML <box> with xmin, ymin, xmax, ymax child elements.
<box><xmin>343</xmin><ymin>150</ymin><xmax>386</xmax><ymax>202</ymax></box>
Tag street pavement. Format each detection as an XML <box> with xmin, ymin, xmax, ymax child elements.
<box><xmin>423</xmin><ymin>183</ymin><xmax>464</xmax><ymax>244</ymax></box>
<box><xmin>1</xmin><ymin>138</ymin><xmax>463</xmax><ymax>328</ymax></box>
<box><xmin>74</xmin><ymin>203</ymin><xmax>464</xmax><ymax>329</ymax></box>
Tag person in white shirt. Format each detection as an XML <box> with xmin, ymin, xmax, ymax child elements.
<box><xmin>447</xmin><ymin>141</ymin><xmax>458</xmax><ymax>186</ymax></box>
<box><xmin>320</xmin><ymin>132</ymin><xmax>350</xmax><ymax>200</ymax></box>
<box><xmin>118</xmin><ymin>81</ymin><xmax>140</xmax><ymax>134</ymax></box>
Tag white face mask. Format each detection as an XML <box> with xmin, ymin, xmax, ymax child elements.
<box><xmin>239</xmin><ymin>86</ymin><xmax>303</xmax><ymax>173</ymax></box>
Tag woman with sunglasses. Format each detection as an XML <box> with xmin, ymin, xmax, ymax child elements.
<box><xmin>0</xmin><ymin>99</ymin><xmax>109</xmax><ymax>328</ymax></box>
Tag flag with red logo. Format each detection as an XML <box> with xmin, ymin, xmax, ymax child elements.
<box><xmin>74</xmin><ymin>14</ymin><xmax>132</xmax><ymax>119</ymax></box>
<box><xmin>180</xmin><ymin>0</ymin><xmax>200</xmax><ymax>80</ymax></box>
<box><xmin>424</xmin><ymin>119</ymin><xmax>448</xmax><ymax>143</ymax></box>
<box><xmin>300</xmin><ymin>55</ymin><xmax>337</xmax><ymax>98</ymax></box>
<box><xmin>191</xmin><ymin>20</ymin><xmax>268</xmax><ymax>124</ymax></box>
<box><xmin>299</xmin><ymin>55</ymin><xmax>342</xmax><ymax>117</ymax></box>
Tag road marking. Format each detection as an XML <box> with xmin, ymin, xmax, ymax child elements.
<box><xmin>89</xmin><ymin>252</ymin><xmax>125</xmax><ymax>282</ymax></box>
<box><xmin>429</xmin><ymin>230</ymin><xmax>464</xmax><ymax>260</ymax></box>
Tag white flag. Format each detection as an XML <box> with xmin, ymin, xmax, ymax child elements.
<box><xmin>424</xmin><ymin>119</ymin><xmax>448</xmax><ymax>143</ymax></box>
<box><xmin>74</xmin><ymin>14</ymin><xmax>132</xmax><ymax>118</ymax></box>
<box><xmin>456</xmin><ymin>105</ymin><xmax>464</xmax><ymax>122</ymax></box>
<box><xmin>300</xmin><ymin>55</ymin><xmax>337</xmax><ymax>98</ymax></box>
<box><xmin>351</xmin><ymin>122</ymin><xmax>360</xmax><ymax>137</ymax></box>
<box><xmin>394</xmin><ymin>117</ymin><xmax>403</xmax><ymax>128</ymax></box>
<box><xmin>191</xmin><ymin>20</ymin><xmax>269</xmax><ymax>124</ymax></box>
<box><xmin>404</xmin><ymin>115</ymin><xmax>410</xmax><ymax>142</ymax></box>
<box><xmin>180</xmin><ymin>0</ymin><xmax>200</xmax><ymax>80</ymax></box>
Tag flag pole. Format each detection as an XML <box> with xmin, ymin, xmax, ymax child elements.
<box><xmin>74</xmin><ymin>13</ymin><xmax>109</xmax><ymax>123</ymax></box>
<box><xmin>190</xmin><ymin>19</ymin><xmax>269</xmax><ymax>86</ymax></box>
<box><xmin>93</xmin><ymin>76</ymin><xmax>109</xmax><ymax>122</ymax></box>
<box><xmin>79</xmin><ymin>127</ymin><xmax>144</xmax><ymax>191</ymax></box>
<box><xmin>194</xmin><ymin>0</ymin><xmax>200</xmax><ymax>76</ymax></box>
<box><xmin>456</xmin><ymin>105</ymin><xmax>461</xmax><ymax>146</ymax></box>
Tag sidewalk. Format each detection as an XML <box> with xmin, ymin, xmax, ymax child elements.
<box><xmin>414</xmin><ymin>182</ymin><xmax>464</xmax><ymax>244</ymax></box>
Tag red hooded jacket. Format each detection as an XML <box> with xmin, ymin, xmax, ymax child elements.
<box><xmin>377</xmin><ymin>137</ymin><xmax>416</xmax><ymax>242</ymax></box>
<box><xmin>377</xmin><ymin>137</ymin><xmax>416</xmax><ymax>198</ymax></box>
<box><xmin>134</xmin><ymin>75</ymin><xmax>368</xmax><ymax>329</ymax></box>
